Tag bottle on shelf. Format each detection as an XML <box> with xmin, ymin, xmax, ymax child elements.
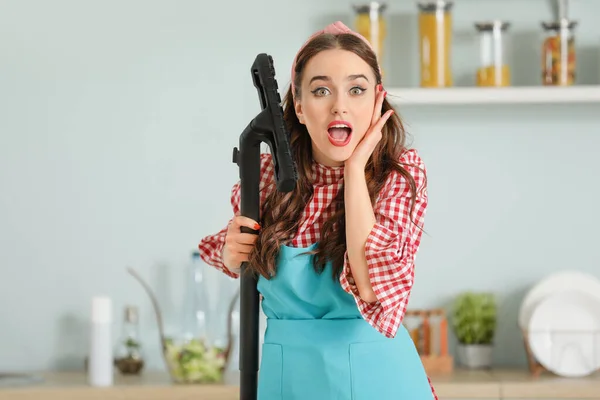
<box><xmin>475</xmin><ymin>21</ymin><xmax>511</xmax><ymax>87</ymax></box>
<box><xmin>353</xmin><ymin>2</ymin><xmax>388</xmax><ymax>76</ymax></box>
<box><xmin>541</xmin><ymin>18</ymin><xmax>577</xmax><ymax>86</ymax></box>
<box><xmin>418</xmin><ymin>0</ymin><xmax>454</xmax><ymax>88</ymax></box>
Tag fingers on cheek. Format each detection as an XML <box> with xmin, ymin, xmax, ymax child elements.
<box><xmin>374</xmin><ymin>131</ymin><xmax>383</xmax><ymax>144</ymax></box>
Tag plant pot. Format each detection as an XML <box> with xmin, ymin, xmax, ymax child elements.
<box><xmin>457</xmin><ymin>344</ymin><xmax>493</xmax><ymax>369</ymax></box>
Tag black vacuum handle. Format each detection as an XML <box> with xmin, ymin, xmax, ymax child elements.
<box><xmin>251</xmin><ymin>54</ymin><xmax>298</xmax><ymax>193</ymax></box>
<box><xmin>234</xmin><ymin>53</ymin><xmax>297</xmax><ymax>400</ymax></box>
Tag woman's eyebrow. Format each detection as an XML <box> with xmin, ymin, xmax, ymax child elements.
<box><xmin>309</xmin><ymin>74</ymin><xmax>370</xmax><ymax>84</ymax></box>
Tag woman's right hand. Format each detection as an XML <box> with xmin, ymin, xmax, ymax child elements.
<box><xmin>222</xmin><ymin>215</ymin><xmax>261</xmax><ymax>272</ymax></box>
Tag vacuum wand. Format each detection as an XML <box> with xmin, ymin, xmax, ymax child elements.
<box><xmin>232</xmin><ymin>53</ymin><xmax>297</xmax><ymax>400</ymax></box>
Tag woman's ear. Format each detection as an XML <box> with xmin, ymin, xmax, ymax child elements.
<box><xmin>294</xmin><ymin>100</ymin><xmax>305</xmax><ymax>125</ymax></box>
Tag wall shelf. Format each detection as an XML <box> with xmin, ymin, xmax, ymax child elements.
<box><xmin>387</xmin><ymin>85</ymin><xmax>600</xmax><ymax>105</ymax></box>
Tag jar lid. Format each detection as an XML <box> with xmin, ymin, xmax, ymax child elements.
<box><xmin>353</xmin><ymin>2</ymin><xmax>387</xmax><ymax>14</ymax></box>
<box><xmin>475</xmin><ymin>21</ymin><xmax>510</xmax><ymax>32</ymax></box>
<box><xmin>542</xmin><ymin>18</ymin><xmax>577</xmax><ymax>31</ymax></box>
<box><xmin>417</xmin><ymin>1</ymin><xmax>453</xmax><ymax>12</ymax></box>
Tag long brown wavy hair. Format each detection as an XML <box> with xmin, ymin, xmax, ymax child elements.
<box><xmin>247</xmin><ymin>33</ymin><xmax>422</xmax><ymax>280</ymax></box>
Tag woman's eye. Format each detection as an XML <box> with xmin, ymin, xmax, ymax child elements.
<box><xmin>310</xmin><ymin>86</ymin><xmax>366</xmax><ymax>96</ymax></box>
<box><xmin>350</xmin><ymin>87</ymin><xmax>365</xmax><ymax>95</ymax></box>
<box><xmin>311</xmin><ymin>87</ymin><xmax>330</xmax><ymax>96</ymax></box>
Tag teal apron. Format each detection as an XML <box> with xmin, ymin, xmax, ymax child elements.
<box><xmin>256</xmin><ymin>243</ymin><xmax>433</xmax><ymax>399</ymax></box>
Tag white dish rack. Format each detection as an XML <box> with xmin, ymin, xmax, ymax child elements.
<box><xmin>519</xmin><ymin>271</ymin><xmax>600</xmax><ymax>378</ymax></box>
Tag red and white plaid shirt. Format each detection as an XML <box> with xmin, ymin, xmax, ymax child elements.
<box><xmin>198</xmin><ymin>148</ymin><xmax>436</xmax><ymax>399</ymax></box>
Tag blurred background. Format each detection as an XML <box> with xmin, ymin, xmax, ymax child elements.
<box><xmin>1</xmin><ymin>0</ymin><xmax>599</xmax><ymax>384</ymax></box>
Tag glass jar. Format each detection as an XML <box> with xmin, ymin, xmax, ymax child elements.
<box><xmin>541</xmin><ymin>19</ymin><xmax>577</xmax><ymax>86</ymax></box>
<box><xmin>353</xmin><ymin>2</ymin><xmax>387</xmax><ymax>72</ymax></box>
<box><xmin>475</xmin><ymin>21</ymin><xmax>511</xmax><ymax>87</ymax></box>
<box><xmin>114</xmin><ymin>305</ymin><xmax>145</xmax><ymax>375</ymax></box>
<box><xmin>418</xmin><ymin>1</ymin><xmax>453</xmax><ymax>87</ymax></box>
<box><xmin>163</xmin><ymin>251</ymin><xmax>226</xmax><ymax>384</ymax></box>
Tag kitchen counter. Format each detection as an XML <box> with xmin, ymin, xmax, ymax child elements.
<box><xmin>0</xmin><ymin>369</ymin><xmax>599</xmax><ymax>399</ymax></box>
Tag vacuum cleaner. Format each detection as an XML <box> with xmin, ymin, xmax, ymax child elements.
<box><xmin>232</xmin><ymin>53</ymin><xmax>297</xmax><ymax>400</ymax></box>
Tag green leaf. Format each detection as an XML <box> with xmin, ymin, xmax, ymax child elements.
<box><xmin>451</xmin><ymin>292</ymin><xmax>497</xmax><ymax>345</ymax></box>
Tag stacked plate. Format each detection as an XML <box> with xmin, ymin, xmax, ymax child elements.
<box><xmin>519</xmin><ymin>270</ymin><xmax>600</xmax><ymax>377</ymax></box>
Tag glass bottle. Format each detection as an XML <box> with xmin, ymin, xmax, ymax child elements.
<box><xmin>114</xmin><ymin>305</ymin><xmax>144</xmax><ymax>375</ymax></box>
<box><xmin>541</xmin><ymin>19</ymin><xmax>577</xmax><ymax>86</ymax></box>
<box><xmin>353</xmin><ymin>2</ymin><xmax>387</xmax><ymax>74</ymax></box>
<box><xmin>181</xmin><ymin>251</ymin><xmax>210</xmax><ymax>345</ymax></box>
<box><xmin>475</xmin><ymin>21</ymin><xmax>511</xmax><ymax>87</ymax></box>
<box><xmin>418</xmin><ymin>0</ymin><xmax>454</xmax><ymax>87</ymax></box>
<box><xmin>223</xmin><ymin>289</ymin><xmax>240</xmax><ymax>386</ymax></box>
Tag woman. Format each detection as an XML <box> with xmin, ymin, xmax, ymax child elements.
<box><xmin>199</xmin><ymin>21</ymin><xmax>436</xmax><ymax>399</ymax></box>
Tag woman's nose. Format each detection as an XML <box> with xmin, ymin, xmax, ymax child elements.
<box><xmin>330</xmin><ymin>93</ymin><xmax>349</xmax><ymax>115</ymax></box>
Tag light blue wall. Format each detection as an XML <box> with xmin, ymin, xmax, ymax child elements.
<box><xmin>1</xmin><ymin>0</ymin><xmax>599</xmax><ymax>372</ymax></box>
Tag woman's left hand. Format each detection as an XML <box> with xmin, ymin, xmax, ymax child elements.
<box><xmin>345</xmin><ymin>86</ymin><xmax>394</xmax><ymax>170</ymax></box>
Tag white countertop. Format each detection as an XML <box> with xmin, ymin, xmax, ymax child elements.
<box><xmin>0</xmin><ymin>368</ymin><xmax>599</xmax><ymax>399</ymax></box>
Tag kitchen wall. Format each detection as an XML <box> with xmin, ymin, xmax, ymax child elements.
<box><xmin>1</xmin><ymin>0</ymin><xmax>599</xmax><ymax>372</ymax></box>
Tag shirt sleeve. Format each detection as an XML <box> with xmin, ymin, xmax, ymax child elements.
<box><xmin>339</xmin><ymin>149</ymin><xmax>428</xmax><ymax>338</ymax></box>
<box><xmin>197</xmin><ymin>152</ymin><xmax>275</xmax><ymax>278</ymax></box>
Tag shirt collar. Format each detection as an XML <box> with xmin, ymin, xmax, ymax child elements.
<box><xmin>311</xmin><ymin>160</ymin><xmax>344</xmax><ymax>186</ymax></box>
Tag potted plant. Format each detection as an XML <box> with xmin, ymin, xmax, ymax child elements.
<box><xmin>451</xmin><ymin>291</ymin><xmax>497</xmax><ymax>369</ymax></box>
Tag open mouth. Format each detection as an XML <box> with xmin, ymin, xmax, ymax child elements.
<box><xmin>327</xmin><ymin>120</ymin><xmax>353</xmax><ymax>147</ymax></box>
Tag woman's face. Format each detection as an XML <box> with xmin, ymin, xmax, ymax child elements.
<box><xmin>294</xmin><ymin>48</ymin><xmax>377</xmax><ymax>167</ymax></box>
